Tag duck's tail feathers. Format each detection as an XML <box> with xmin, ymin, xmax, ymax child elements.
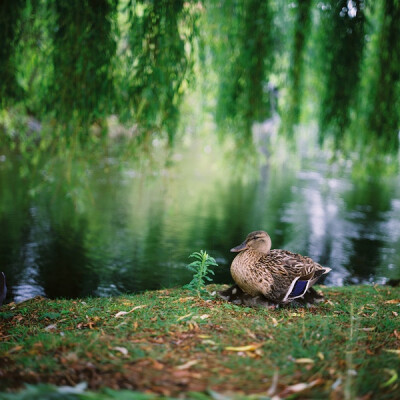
<box><xmin>314</xmin><ymin>266</ymin><xmax>331</xmax><ymax>279</ymax></box>
<box><xmin>283</xmin><ymin>266</ymin><xmax>331</xmax><ymax>303</ymax></box>
<box><xmin>309</xmin><ymin>266</ymin><xmax>331</xmax><ymax>288</ymax></box>
<box><xmin>321</xmin><ymin>266</ymin><xmax>332</xmax><ymax>274</ymax></box>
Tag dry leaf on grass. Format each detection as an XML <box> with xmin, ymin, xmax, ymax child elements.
<box><xmin>112</xmin><ymin>346</ymin><xmax>129</xmax><ymax>356</ymax></box>
<box><xmin>277</xmin><ymin>378</ymin><xmax>323</xmax><ymax>397</ymax></box>
<box><xmin>295</xmin><ymin>358</ymin><xmax>315</xmax><ymax>364</ymax></box>
<box><xmin>176</xmin><ymin>359</ymin><xmax>199</xmax><ymax>370</ymax></box>
<box><xmin>44</xmin><ymin>323</ymin><xmax>57</xmax><ymax>331</ymax></box>
<box><xmin>384</xmin><ymin>299</ymin><xmax>400</xmax><ymax>304</ymax></box>
<box><xmin>270</xmin><ymin>317</ymin><xmax>278</xmax><ymax>326</ymax></box>
<box><xmin>383</xmin><ymin>349</ymin><xmax>400</xmax><ymax>355</ymax></box>
<box><xmin>225</xmin><ymin>343</ymin><xmax>263</xmax><ymax>352</ymax></box>
<box><xmin>177</xmin><ymin>313</ymin><xmax>193</xmax><ymax>321</ymax></box>
<box><xmin>7</xmin><ymin>345</ymin><xmax>23</xmax><ymax>354</ymax></box>
<box><xmin>114</xmin><ymin>305</ymin><xmax>147</xmax><ymax>318</ymax></box>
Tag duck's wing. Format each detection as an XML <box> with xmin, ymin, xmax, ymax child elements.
<box><xmin>269</xmin><ymin>249</ymin><xmax>331</xmax><ymax>277</ymax></box>
<box><xmin>282</xmin><ymin>276</ymin><xmax>310</xmax><ymax>302</ymax></box>
<box><xmin>266</xmin><ymin>250</ymin><xmax>331</xmax><ymax>302</ymax></box>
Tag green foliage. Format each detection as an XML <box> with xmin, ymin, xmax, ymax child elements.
<box><xmin>1</xmin><ymin>0</ymin><xmax>400</xmax><ymax>152</ymax></box>
<box><xmin>120</xmin><ymin>0</ymin><xmax>199</xmax><ymax>144</ymax></box>
<box><xmin>316</xmin><ymin>0</ymin><xmax>366</xmax><ymax>144</ymax></box>
<box><xmin>206</xmin><ymin>0</ymin><xmax>274</xmax><ymax>141</ymax></box>
<box><xmin>0</xmin><ymin>0</ymin><xmax>25</xmax><ymax>105</ymax></box>
<box><xmin>283</xmin><ymin>0</ymin><xmax>312</xmax><ymax>134</ymax></box>
<box><xmin>184</xmin><ymin>250</ymin><xmax>218</xmax><ymax>297</ymax></box>
<box><xmin>365</xmin><ymin>0</ymin><xmax>400</xmax><ymax>150</ymax></box>
<box><xmin>50</xmin><ymin>0</ymin><xmax>118</xmax><ymax>127</ymax></box>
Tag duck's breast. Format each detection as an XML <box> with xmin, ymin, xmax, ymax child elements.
<box><xmin>231</xmin><ymin>250</ymin><xmax>273</xmax><ymax>296</ymax></box>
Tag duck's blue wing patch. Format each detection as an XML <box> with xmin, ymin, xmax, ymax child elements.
<box><xmin>288</xmin><ymin>280</ymin><xmax>308</xmax><ymax>298</ymax></box>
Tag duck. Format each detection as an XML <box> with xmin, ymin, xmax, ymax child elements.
<box><xmin>229</xmin><ymin>231</ymin><xmax>331</xmax><ymax>304</ymax></box>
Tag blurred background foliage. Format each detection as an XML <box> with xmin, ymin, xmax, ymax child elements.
<box><xmin>0</xmin><ymin>0</ymin><xmax>399</xmax><ymax>154</ymax></box>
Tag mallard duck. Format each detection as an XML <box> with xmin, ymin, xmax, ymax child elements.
<box><xmin>229</xmin><ymin>231</ymin><xmax>331</xmax><ymax>304</ymax></box>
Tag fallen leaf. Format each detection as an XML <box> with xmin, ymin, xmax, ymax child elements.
<box><xmin>64</xmin><ymin>352</ymin><xmax>79</xmax><ymax>362</ymax></box>
<box><xmin>8</xmin><ymin>345</ymin><xmax>23</xmax><ymax>354</ymax></box>
<box><xmin>348</xmin><ymin>369</ymin><xmax>357</xmax><ymax>376</ymax></box>
<box><xmin>112</xmin><ymin>346</ymin><xmax>128</xmax><ymax>356</ymax></box>
<box><xmin>266</xmin><ymin>370</ymin><xmax>279</xmax><ymax>396</ymax></box>
<box><xmin>199</xmin><ymin>314</ymin><xmax>209</xmax><ymax>320</ymax></box>
<box><xmin>317</xmin><ymin>352</ymin><xmax>324</xmax><ymax>360</ymax></box>
<box><xmin>362</xmin><ymin>327</ymin><xmax>376</xmax><ymax>332</ymax></box>
<box><xmin>58</xmin><ymin>382</ymin><xmax>88</xmax><ymax>394</ymax></box>
<box><xmin>174</xmin><ymin>296</ymin><xmax>195</xmax><ymax>303</ymax></box>
<box><xmin>384</xmin><ymin>349</ymin><xmax>400</xmax><ymax>355</ymax></box>
<box><xmin>331</xmin><ymin>378</ymin><xmax>342</xmax><ymax>391</ymax></box>
<box><xmin>271</xmin><ymin>317</ymin><xmax>278</xmax><ymax>327</ymax></box>
<box><xmin>114</xmin><ymin>305</ymin><xmax>147</xmax><ymax>318</ymax></box>
<box><xmin>384</xmin><ymin>299</ymin><xmax>400</xmax><ymax>304</ymax></box>
<box><xmin>151</xmin><ymin>359</ymin><xmax>164</xmax><ymax>370</ymax></box>
<box><xmin>394</xmin><ymin>330</ymin><xmax>400</xmax><ymax>339</ymax></box>
<box><xmin>380</xmin><ymin>369</ymin><xmax>398</xmax><ymax>388</ymax></box>
<box><xmin>295</xmin><ymin>358</ymin><xmax>315</xmax><ymax>364</ymax></box>
<box><xmin>45</xmin><ymin>323</ymin><xmax>57</xmax><ymax>331</ymax></box>
<box><xmin>225</xmin><ymin>343</ymin><xmax>263</xmax><ymax>352</ymax></box>
<box><xmin>202</xmin><ymin>339</ymin><xmax>216</xmax><ymax>346</ymax></box>
<box><xmin>392</xmin><ymin>311</ymin><xmax>398</xmax><ymax>317</ymax></box>
<box><xmin>176</xmin><ymin>359</ymin><xmax>199</xmax><ymax>370</ymax></box>
<box><xmin>278</xmin><ymin>379</ymin><xmax>322</xmax><ymax>397</ymax></box>
<box><xmin>177</xmin><ymin>313</ymin><xmax>193</xmax><ymax>321</ymax></box>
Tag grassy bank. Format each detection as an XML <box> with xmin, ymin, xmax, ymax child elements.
<box><xmin>0</xmin><ymin>285</ymin><xmax>399</xmax><ymax>399</ymax></box>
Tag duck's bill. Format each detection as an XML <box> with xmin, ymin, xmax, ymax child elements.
<box><xmin>230</xmin><ymin>241</ymin><xmax>248</xmax><ymax>252</ymax></box>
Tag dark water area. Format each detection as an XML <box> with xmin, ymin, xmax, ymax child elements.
<box><xmin>1</xmin><ymin>143</ymin><xmax>400</xmax><ymax>303</ymax></box>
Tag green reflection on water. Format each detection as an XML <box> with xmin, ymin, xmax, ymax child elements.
<box><xmin>0</xmin><ymin>138</ymin><xmax>399</xmax><ymax>301</ymax></box>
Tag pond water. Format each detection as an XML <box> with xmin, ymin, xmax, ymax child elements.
<box><xmin>1</xmin><ymin>138</ymin><xmax>400</xmax><ymax>302</ymax></box>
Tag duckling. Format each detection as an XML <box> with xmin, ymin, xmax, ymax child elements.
<box><xmin>229</xmin><ymin>231</ymin><xmax>331</xmax><ymax>304</ymax></box>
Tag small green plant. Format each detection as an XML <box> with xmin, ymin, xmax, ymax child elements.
<box><xmin>184</xmin><ymin>250</ymin><xmax>218</xmax><ymax>297</ymax></box>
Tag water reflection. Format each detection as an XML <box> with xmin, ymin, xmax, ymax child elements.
<box><xmin>1</xmin><ymin>145</ymin><xmax>399</xmax><ymax>302</ymax></box>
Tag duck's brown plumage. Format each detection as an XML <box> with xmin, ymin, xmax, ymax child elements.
<box><xmin>230</xmin><ymin>231</ymin><xmax>331</xmax><ymax>303</ymax></box>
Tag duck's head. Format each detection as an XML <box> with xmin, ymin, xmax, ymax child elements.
<box><xmin>230</xmin><ymin>231</ymin><xmax>272</xmax><ymax>254</ymax></box>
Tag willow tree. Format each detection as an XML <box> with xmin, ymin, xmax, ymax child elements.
<box><xmin>50</xmin><ymin>0</ymin><xmax>117</xmax><ymax>128</ymax></box>
<box><xmin>317</xmin><ymin>0</ymin><xmax>365</xmax><ymax>145</ymax></box>
<box><xmin>366</xmin><ymin>0</ymin><xmax>400</xmax><ymax>150</ymax></box>
<box><xmin>284</xmin><ymin>0</ymin><xmax>312</xmax><ymax>135</ymax></box>
<box><xmin>0</xmin><ymin>0</ymin><xmax>25</xmax><ymax>106</ymax></box>
<box><xmin>208</xmin><ymin>0</ymin><xmax>274</xmax><ymax>142</ymax></box>
<box><xmin>125</xmin><ymin>0</ymin><xmax>199</xmax><ymax>145</ymax></box>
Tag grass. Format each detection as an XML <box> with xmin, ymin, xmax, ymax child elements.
<box><xmin>0</xmin><ymin>284</ymin><xmax>399</xmax><ymax>399</ymax></box>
